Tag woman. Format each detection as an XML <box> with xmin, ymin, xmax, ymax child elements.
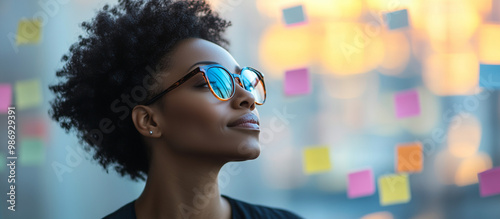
<box><xmin>48</xmin><ymin>0</ymin><xmax>303</xmax><ymax>218</ymax></box>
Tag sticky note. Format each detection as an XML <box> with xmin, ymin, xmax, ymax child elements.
<box><xmin>478</xmin><ymin>167</ymin><xmax>500</xmax><ymax>197</ymax></box>
<box><xmin>347</xmin><ymin>169</ymin><xmax>375</xmax><ymax>198</ymax></box>
<box><xmin>21</xmin><ymin>117</ymin><xmax>48</xmax><ymax>139</ymax></box>
<box><xmin>479</xmin><ymin>64</ymin><xmax>500</xmax><ymax>89</ymax></box>
<box><xmin>303</xmin><ymin>146</ymin><xmax>332</xmax><ymax>174</ymax></box>
<box><xmin>16</xmin><ymin>19</ymin><xmax>42</xmax><ymax>45</ymax></box>
<box><xmin>282</xmin><ymin>5</ymin><xmax>307</xmax><ymax>26</ymax></box>
<box><xmin>383</xmin><ymin>9</ymin><xmax>409</xmax><ymax>30</ymax></box>
<box><xmin>0</xmin><ymin>84</ymin><xmax>12</xmax><ymax>113</ymax></box>
<box><xmin>19</xmin><ymin>138</ymin><xmax>45</xmax><ymax>165</ymax></box>
<box><xmin>15</xmin><ymin>78</ymin><xmax>43</xmax><ymax>110</ymax></box>
<box><xmin>378</xmin><ymin>174</ymin><xmax>411</xmax><ymax>206</ymax></box>
<box><xmin>284</xmin><ymin>68</ymin><xmax>311</xmax><ymax>96</ymax></box>
<box><xmin>394</xmin><ymin>89</ymin><xmax>420</xmax><ymax>118</ymax></box>
<box><xmin>396</xmin><ymin>142</ymin><xmax>423</xmax><ymax>173</ymax></box>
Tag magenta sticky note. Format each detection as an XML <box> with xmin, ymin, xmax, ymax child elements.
<box><xmin>0</xmin><ymin>84</ymin><xmax>12</xmax><ymax>114</ymax></box>
<box><xmin>394</xmin><ymin>89</ymin><xmax>420</xmax><ymax>118</ymax></box>
<box><xmin>347</xmin><ymin>169</ymin><xmax>375</xmax><ymax>198</ymax></box>
<box><xmin>478</xmin><ymin>167</ymin><xmax>500</xmax><ymax>197</ymax></box>
<box><xmin>284</xmin><ymin>68</ymin><xmax>311</xmax><ymax>96</ymax></box>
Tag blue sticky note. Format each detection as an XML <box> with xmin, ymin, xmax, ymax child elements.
<box><xmin>384</xmin><ymin>9</ymin><xmax>409</xmax><ymax>30</ymax></box>
<box><xmin>282</xmin><ymin>5</ymin><xmax>307</xmax><ymax>26</ymax></box>
<box><xmin>479</xmin><ymin>64</ymin><xmax>500</xmax><ymax>89</ymax></box>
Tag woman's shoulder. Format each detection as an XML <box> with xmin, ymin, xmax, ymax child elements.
<box><xmin>102</xmin><ymin>200</ymin><xmax>136</xmax><ymax>219</ymax></box>
<box><xmin>222</xmin><ymin>194</ymin><xmax>304</xmax><ymax>219</ymax></box>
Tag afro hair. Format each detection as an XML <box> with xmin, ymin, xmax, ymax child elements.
<box><xmin>48</xmin><ymin>0</ymin><xmax>231</xmax><ymax>181</ymax></box>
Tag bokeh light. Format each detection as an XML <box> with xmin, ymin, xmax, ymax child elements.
<box><xmin>447</xmin><ymin>113</ymin><xmax>482</xmax><ymax>158</ymax></box>
<box><xmin>423</xmin><ymin>52</ymin><xmax>479</xmax><ymax>96</ymax></box>
<box><xmin>320</xmin><ymin>22</ymin><xmax>385</xmax><ymax>75</ymax></box>
<box><xmin>478</xmin><ymin>24</ymin><xmax>500</xmax><ymax>64</ymax></box>
<box><xmin>361</xmin><ymin>211</ymin><xmax>394</xmax><ymax>219</ymax></box>
<box><xmin>258</xmin><ymin>23</ymin><xmax>316</xmax><ymax>78</ymax></box>
<box><xmin>377</xmin><ymin>31</ymin><xmax>411</xmax><ymax>76</ymax></box>
<box><xmin>454</xmin><ymin>153</ymin><xmax>492</xmax><ymax>186</ymax></box>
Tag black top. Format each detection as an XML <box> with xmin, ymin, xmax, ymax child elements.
<box><xmin>102</xmin><ymin>194</ymin><xmax>303</xmax><ymax>219</ymax></box>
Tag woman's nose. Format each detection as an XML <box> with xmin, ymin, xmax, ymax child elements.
<box><xmin>231</xmin><ymin>77</ymin><xmax>256</xmax><ymax>111</ymax></box>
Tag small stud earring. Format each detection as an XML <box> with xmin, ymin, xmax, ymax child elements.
<box><xmin>149</xmin><ymin>130</ymin><xmax>153</xmax><ymax>135</ymax></box>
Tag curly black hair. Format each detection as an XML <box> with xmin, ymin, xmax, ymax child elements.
<box><xmin>48</xmin><ymin>0</ymin><xmax>231</xmax><ymax>181</ymax></box>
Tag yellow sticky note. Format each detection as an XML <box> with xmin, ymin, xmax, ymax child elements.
<box><xmin>16</xmin><ymin>19</ymin><xmax>42</xmax><ymax>45</ymax></box>
<box><xmin>378</xmin><ymin>174</ymin><xmax>411</xmax><ymax>206</ymax></box>
<box><xmin>303</xmin><ymin>146</ymin><xmax>332</xmax><ymax>174</ymax></box>
<box><xmin>19</xmin><ymin>138</ymin><xmax>45</xmax><ymax>165</ymax></box>
<box><xmin>15</xmin><ymin>78</ymin><xmax>43</xmax><ymax>110</ymax></box>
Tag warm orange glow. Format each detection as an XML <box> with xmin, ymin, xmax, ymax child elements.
<box><xmin>361</xmin><ymin>211</ymin><xmax>394</xmax><ymax>219</ymax></box>
<box><xmin>447</xmin><ymin>114</ymin><xmax>482</xmax><ymax>158</ymax></box>
<box><xmin>306</xmin><ymin>0</ymin><xmax>363</xmax><ymax>20</ymax></box>
<box><xmin>320</xmin><ymin>22</ymin><xmax>385</xmax><ymax>75</ymax></box>
<box><xmin>258</xmin><ymin>24</ymin><xmax>316</xmax><ymax>78</ymax></box>
<box><xmin>478</xmin><ymin>24</ymin><xmax>500</xmax><ymax>64</ymax></box>
<box><xmin>423</xmin><ymin>52</ymin><xmax>479</xmax><ymax>96</ymax></box>
<box><xmin>455</xmin><ymin>153</ymin><xmax>492</xmax><ymax>186</ymax></box>
<box><xmin>426</xmin><ymin>1</ymin><xmax>480</xmax><ymax>52</ymax></box>
<box><xmin>377</xmin><ymin>31</ymin><xmax>411</xmax><ymax>76</ymax></box>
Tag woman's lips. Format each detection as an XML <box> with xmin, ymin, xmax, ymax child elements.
<box><xmin>228</xmin><ymin>113</ymin><xmax>260</xmax><ymax>130</ymax></box>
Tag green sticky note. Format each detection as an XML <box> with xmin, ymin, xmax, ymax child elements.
<box><xmin>303</xmin><ymin>146</ymin><xmax>332</xmax><ymax>174</ymax></box>
<box><xmin>16</xmin><ymin>19</ymin><xmax>42</xmax><ymax>45</ymax></box>
<box><xmin>378</xmin><ymin>174</ymin><xmax>411</xmax><ymax>206</ymax></box>
<box><xmin>15</xmin><ymin>79</ymin><xmax>43</xmax><ymax>110</ymax></box>
<box><xmin>19</xmin><ymin>138</ymin><xmax>45</xmax><ymax>165</ymax></box>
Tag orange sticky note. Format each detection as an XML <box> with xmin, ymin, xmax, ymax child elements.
<box><xmin>396</xmin><ymin>142</ymin><xmax>423</xmax><ymax>173</ymax></box>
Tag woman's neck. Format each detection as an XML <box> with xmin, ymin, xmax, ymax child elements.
<box><xmin>134</xmin><ymin>151</ymin><xmax>231</xmax><ymax>219</ymax></box>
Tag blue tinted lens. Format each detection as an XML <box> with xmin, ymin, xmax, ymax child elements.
<box><xmin>240</xmin><ymin>69</ymin><xmax>266</xmax><ymax>104</ymax></box>
<box><xmin>205</xmin><ymin>67</ymin><xmax>233</xmax><ymax>99</ymax></box>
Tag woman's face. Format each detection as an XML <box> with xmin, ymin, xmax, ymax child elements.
<box><xmin>150</xmin><ymin>38</ymin><xmax>261</xmax><ymax>161</ymax></box>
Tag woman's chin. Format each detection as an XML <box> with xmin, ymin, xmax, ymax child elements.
<box><xmin>234</xmin><ymin>140</ymin><xmax>261</xmax><ymax>160</ymax></box>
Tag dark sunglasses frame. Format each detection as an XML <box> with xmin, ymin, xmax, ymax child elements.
<box><xmin>142</xmin><ymin>64</ymin><xmax>266</xmax><ymax>106</ymax></box>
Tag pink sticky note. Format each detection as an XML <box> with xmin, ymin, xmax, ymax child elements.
<box><xmin>284</xmin><ymin>68</ymin><xmax>311</xmax><ymax>96</ymax></box>
<box><xmin>347</xmin><ymin>169</ymin><xmax>375</xmax><ymax>198</ymax></box>
<box><xmin>394</xmin><ymin>89</ymin><xmax>420</xmax><ymax>118</ymax></box>
<box><xmin>0</xmin><ymin>84</ymin><xmax>12</xmax><ymax>114</ymax></box>
<box><xmin>478</xmin><ymin>167</ymin><xmax>500</xmax><ymax>197</ymax></box>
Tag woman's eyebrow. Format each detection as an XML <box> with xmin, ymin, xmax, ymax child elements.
<box><xmin>186</xmin><ymin>61</ymin><xmax>218</xmax><ymax>72</ymax></box>
<box><xmin>186</xmin><ymin>61</ymin><xmax>242</xmax><ymax>74</ymax></box>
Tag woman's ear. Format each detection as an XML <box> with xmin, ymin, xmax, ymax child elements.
<box><xmin>131</xmin><ymin>105</ymin><xmax>162</xmax><ymax>137</ymax></box>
